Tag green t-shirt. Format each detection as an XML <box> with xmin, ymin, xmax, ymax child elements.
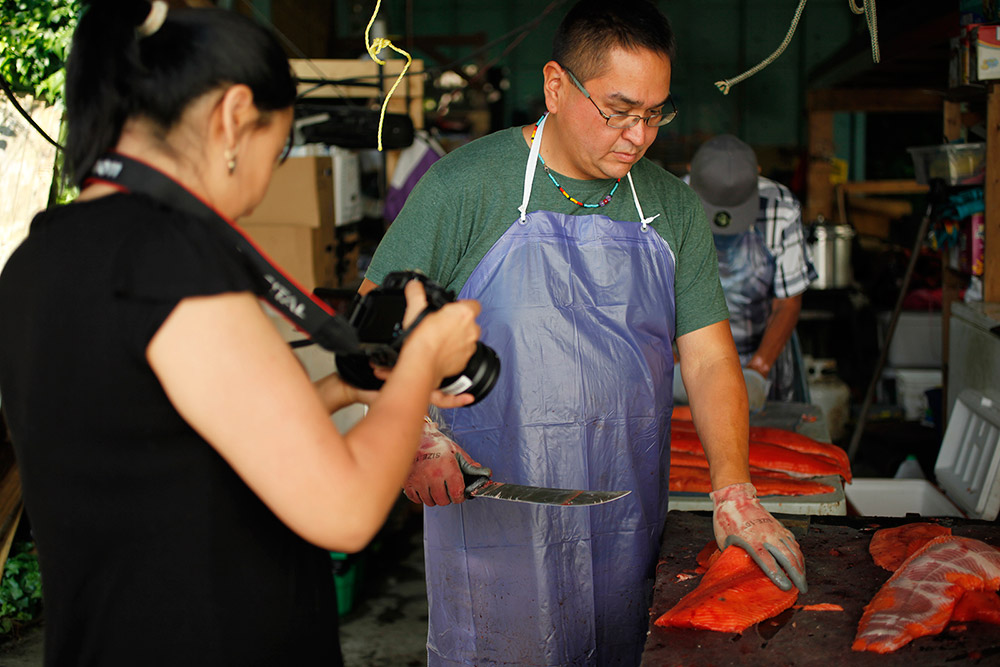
<box><xmin>367</xmin><ymin>126</ymin><xmax>728</xmax><ymax>338</ymax></box>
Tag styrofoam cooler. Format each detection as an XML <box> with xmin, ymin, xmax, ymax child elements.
<box><xmin>845</xmin><ymin>389</ymin><xmax>1000</xmax><ymax>519</ymax></box>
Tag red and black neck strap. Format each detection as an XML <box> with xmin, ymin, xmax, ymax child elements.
<box><xmin>86</xmin><ymin>153</ymin><xmax>360</xmax><ymax>354</ymax></box>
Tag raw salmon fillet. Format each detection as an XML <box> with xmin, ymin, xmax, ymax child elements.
<box><xmin>951</xmin><ymin>590</ymin><xmax>1000</xmax><ymax>625</ymax></box>
<box><xmin>671</xmin><ymin>419</ymin><xmax>853</xmax><ymax>482</ymax></box>
<box><xmin>669</xmin><ymin>434</ymin><xmax>844</xmax><ymax>478</ymax></box>
<box><xmin>869</xmin><ymin>523</ymin><xmax>953</xmax><ymax>572</ymax></box>
<box><xmin>853</xmin><ymin>536</ymin><xmax>1000</xmax><ymax>653</ymax></box>
<box><xmin>655</xmin><ymin>544</ymin><xmax>799</xmax><ymax>632</ymax></box>
<box><xmin>669</xmin><ymin>465</ymin><xmax>835</xmax><ymax>497</ymax></box>
<box><xmin>748</xmin><ymin>426</ymin><xmax>852</xmax><ymax>482</ymax></box>
<box><xmin>672</xmin><ymin>405</ymin><xmax>693</xmax><ymax>421</ymax></box>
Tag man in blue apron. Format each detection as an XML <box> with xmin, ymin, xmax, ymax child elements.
<box><xmin>361</xmin><ymin>3</ymin><xmax>807</xmax><ymax>665</ymax></box>
<box><xmin>683</xmin><ymin>135</ymin><xmax>817</xmax><ymax>410</ymax></box>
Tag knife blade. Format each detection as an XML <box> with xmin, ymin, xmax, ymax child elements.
<box><xmin>458</xmin><ymin>454</ymin><xmax>630</xmax><ymax>507</ymax></box>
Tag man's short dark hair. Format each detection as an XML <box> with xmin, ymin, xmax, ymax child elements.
<box><xmin>552</xmin><ymin>0</ymin><xmax>676</xmax><ymax>83</ymax></box>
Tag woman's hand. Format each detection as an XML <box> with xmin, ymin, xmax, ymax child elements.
<box><xmin>396</xmin><ymin>279</ymin><xmax>481</xmax><ymax>385</ymax></box>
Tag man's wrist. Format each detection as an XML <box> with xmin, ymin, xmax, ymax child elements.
<box><xmin>747</xmin><ymin>355</ymin><xmax>770</xmax><ymax>377</ymax></box>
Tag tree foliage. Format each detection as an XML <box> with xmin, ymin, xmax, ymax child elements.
<box><xmin>0</xmin><ymin>0</ymin><xmax>81</xmax><ymax>105</ymax></box>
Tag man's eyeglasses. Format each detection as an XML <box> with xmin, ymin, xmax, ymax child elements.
<box><xmin>561</xmin><ymin>65</ymin><xmax>677</xmax><ymax>129</ymax></box>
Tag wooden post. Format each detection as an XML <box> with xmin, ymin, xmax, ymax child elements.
<box><xmin>985</xmin><ymin>82</ymin><xmax>1000</xmax><ymax>302</ymax></box>
<box><xmin>806</xmin><ymin>110</ymin><xmax>835</xmax><ymax>222</ymax></box>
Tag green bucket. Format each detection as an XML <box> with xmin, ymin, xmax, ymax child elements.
<box><xmin>330</xmin><ymin>551</ymin><xmax>361</xmax><ymax>616</ymax></box>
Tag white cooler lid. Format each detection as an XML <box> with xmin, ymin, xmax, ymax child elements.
<box><xmin>935</xmin><ymin>389</ymin><xmax>1000</xmax><ymax>520</ymax></box>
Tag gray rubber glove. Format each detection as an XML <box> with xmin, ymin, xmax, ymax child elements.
<box><xmin>711</xmin><ymin>482</ymin><xmax>807</xmax><ymax>593</ymax></box>
<box><xmin>742</xmin><ymin>367</ymin><xmax>769</xmax><ymax>414</ymax></box>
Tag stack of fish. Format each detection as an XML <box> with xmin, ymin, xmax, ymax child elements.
<box><xmin>668</xmin><ymin>408</ymin><xmax>852</xmax><ymax>497</ymax></box>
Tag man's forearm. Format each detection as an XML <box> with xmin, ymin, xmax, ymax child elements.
<box><xmin>748</xmin><ymin>295</ymin><xmax>801</xmax><ymax>376</ymax></box>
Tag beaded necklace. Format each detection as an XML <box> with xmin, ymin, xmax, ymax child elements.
<box><xmin>529</xmin><ymin>117</ymin><xmax>621</xmax><ymax>208</ymax></box>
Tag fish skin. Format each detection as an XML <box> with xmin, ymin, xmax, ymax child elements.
<box><xmin>669</xmin><ymin>434</ymin><xmax>844</xmax><ymax>479</ymax></box>
<box><xmin>869</xmin><ymin>523</ymin><xmax>953</xmax><ymax>572</ymax></box>
<box><xmin>669</xmin><ymin>465</ymin><xmax>835</xmax><ymax>497</ymax></box>
<box><xmin>654</xmin><ymin>544</ymin><xmax>799</xmax><ymax>633</ymax></box>
<box><xmin>853</xmin><ymin>536</ymin><xmax>1000</xmax><ymax>653</ymax></box>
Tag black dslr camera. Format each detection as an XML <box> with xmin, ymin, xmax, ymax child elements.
<box><xmin>334</xmin><ymin>271</ymin><xmax>500</xmax><ymax>405</ymax></box>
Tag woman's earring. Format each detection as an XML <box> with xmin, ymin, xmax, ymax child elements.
<box><xmin>224</xmin><ymin>149</ymin><xmax>237</xmax><ymax>175</ymax></box>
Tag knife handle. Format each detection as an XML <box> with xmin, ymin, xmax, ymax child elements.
<box><xmin>455</xmin><ymin>452</ymin><xmax>492</xmax><ymax>497</ymax></box>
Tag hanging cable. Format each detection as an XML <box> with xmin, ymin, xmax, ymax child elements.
<box><xmin>715</xmin><ymin>0</ymin><xmax>880</xmax><ymax>95</ymax></box>
<box><xmin>0</xmin><ymin>72</ymin><xmax>64</xmax><ymax>150</ymax></box>
<box><xmin>849</xmin><ymin>0</ymin><xmax>880</xmax><ymax>63</ymax></box>
<box><xmin>363</xmin><ymin>0</ymin><xmax>412</xmax><ymax>152</ymax></box>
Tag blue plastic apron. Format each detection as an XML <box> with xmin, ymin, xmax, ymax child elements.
<box><xmin>426</xmin><ymin>114</ymin><xmax>677</xmax><ymax>666</ymax></box>
<box><xmin>714</xmin><ymin>229</ymin><xmax>799</xmax><ymax>401</ymax></box>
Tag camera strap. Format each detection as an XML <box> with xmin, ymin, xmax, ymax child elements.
<box><xmin>86</xmin><ymin>153</ymin><xmax>360</xmax><ymax>354</ymax></box>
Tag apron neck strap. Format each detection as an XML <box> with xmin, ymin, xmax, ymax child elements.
<box><xmin>520</xmin><ymin>114</ymin><xmax>658</xmax><ymax>230</ymax></box>
<box><xmin>519</xmin><ymin>114</ymin><xmax>546</xmax><ymax>223</ymax></box>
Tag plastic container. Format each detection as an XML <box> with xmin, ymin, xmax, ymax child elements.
<box><xmin>894</xmin><ymin>369</ymin><xmax>942</xmax><ymax>421</ymax></box>
<box><xmin>907</xmin><ymin>143</ymin><xmax>986</xmax><ymax>186</ymax></box>
<box><xmin>845</xmin><ymin>389</ymin><xmax>1000</xmax><ymax>520</ymax></box>
<box><xmin>878</xmin><ymin>310</ymin><xmax>942</xmax><ymax>369</ymax></box>
<box><xmin>894</xmin><ymin>455</ymin><xmax>925</xmax><ymax>479</ymax></box>
<box><xmin>330</xmin><ymin>552</ymin><xmax>362</xmax><ymax>616</ymax></box>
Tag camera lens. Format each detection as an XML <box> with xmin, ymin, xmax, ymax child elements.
<box><xmin>439</xmin><ymin>341</ymin><xmax>501</xmax><ymax>405</ymax></box>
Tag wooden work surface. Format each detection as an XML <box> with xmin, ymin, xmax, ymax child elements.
<box><xmin>641</xmin><ymin>511</ymin><xmax>1000</xmax><ymax>666</ymax></box>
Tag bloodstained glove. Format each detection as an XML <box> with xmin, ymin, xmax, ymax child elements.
<box><xmin>402</xmin><ymin>419</ymin><xmax>491</xmax><ymax>507</ymax></box>
<box><xmin>710</xmin><ymin>482</ymin><xmax>808</xmax><ymax>593</ymax></box>
<box><xmin>742</xmin><ymin>367</ymin><xmax>769</xmax><ymax>414</ymax></box>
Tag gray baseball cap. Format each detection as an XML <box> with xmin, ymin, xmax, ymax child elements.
<box><xmin>688</xmin><ymin>134</ymin><xmax>759</xmax><ymax>235</ymax></box>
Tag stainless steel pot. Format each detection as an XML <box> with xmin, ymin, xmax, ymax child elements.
<box><xmin>809</xmin><ymin>222</ymin><xmax>855</xmax><ymax>289</ymax></box>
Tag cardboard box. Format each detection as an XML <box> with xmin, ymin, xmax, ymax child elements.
<box><xmin>243</xmin><ymin>156</ymin><xmax>334</xmax><ymax>229</ymax></box>
<box><xmin>240</xmin><ymin>156</ymin><xmax>342</xmax><ymax>291</ymax></box>
<box><xmin>978</xmin><ymin>25</ymin><xmax>1000</xmax><ymax>80</ymax></box>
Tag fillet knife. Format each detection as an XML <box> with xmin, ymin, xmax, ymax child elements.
<box><xmin>457</xmin><ymin>454</ymin><xmax>630</xmax><ymax>506</ymax></box>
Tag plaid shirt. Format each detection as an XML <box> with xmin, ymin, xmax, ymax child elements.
<box><xmin>755</xmin><ymin>176</ymin><xmax>816</xmax><ymax>299</ymax></box>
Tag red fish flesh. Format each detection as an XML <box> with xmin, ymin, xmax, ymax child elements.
<box><xmin>654</xmin><ymin>544</ymin><xmax>799</xmax><ymax>633</ymax></box>
<box><xmin>669</xmin><ymin>465</ymin><xmax>835</xmax><ymax>497</ymax></box>
<box><xmin>671</xmin><ymin>419</ymin><xmax>852</xmax><ymax>482</ymax></box>
<box><xmin>951</xmin><ymin>590</ymin><xmax>1000</xmax><ymax>625</ymax></box>
<box><xmin>853</xmin><ymin>535</ymin><xmax>1000</xmax><ymax>653</ymax></box>
<box><xmin>669</xmin><ymin>435</ymin><xmax>844</xmax><ymax>479</ymax></box>
<box><xmin>672</xmin><ymin>405</ymin><xmax>693</xmax><ymax>421</ymax></box>
<box><xmin>748</xmin><ymin>426</ymin><xmax>852</xmax><ymax>482</ymax></box>
<box><xmin>869</xmin><ymin>523</ymin><xmax>953</xmax><ymax>572</ymax></box>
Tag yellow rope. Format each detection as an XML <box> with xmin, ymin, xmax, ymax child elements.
<box><xmin>364</xmin><ymin>0</ymin><xmax>412</xmax><ymax>151</ymax></box>
<box><xmin>715</xmin><ymin>0</ymin><xmax>880</xmax><ymax>95</ymax></box>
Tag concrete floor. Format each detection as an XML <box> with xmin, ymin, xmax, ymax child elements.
<box><xmin>0</xmin><ymin>513</ymin><xmax>430</xmax><ymax>667</ymax></box>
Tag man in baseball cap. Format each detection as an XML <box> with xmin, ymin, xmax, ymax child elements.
<box><xmin>689</xmin><ymin>134</ymin><xmax>760</xmax><ymax>235</ymax></box>
<box><xmin>683</xmin><ymin>134</ymin><xmax>817</xmax><ymax>410</ymax></box>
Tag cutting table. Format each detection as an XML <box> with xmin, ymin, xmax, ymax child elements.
<box><xmin>641</xmin><ymin>510</ymin><xmax>1000</xmax><ymax>666</ymax></box>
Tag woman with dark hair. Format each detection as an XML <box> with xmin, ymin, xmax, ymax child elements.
<box><xmin>0</xmin><ymin>2</ymin><xmax>481</xmax><ymax>664</ymax></box>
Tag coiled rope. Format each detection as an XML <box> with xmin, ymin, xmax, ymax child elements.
<box><xmin>364</xmin><ymin>0</ymin><xmax>412</xmax><ymax>151</ymax></box>
<box><xmin>715</xmin><ymin>0</ymin><xmax>880</xmax><ymax>95</ymax></box>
